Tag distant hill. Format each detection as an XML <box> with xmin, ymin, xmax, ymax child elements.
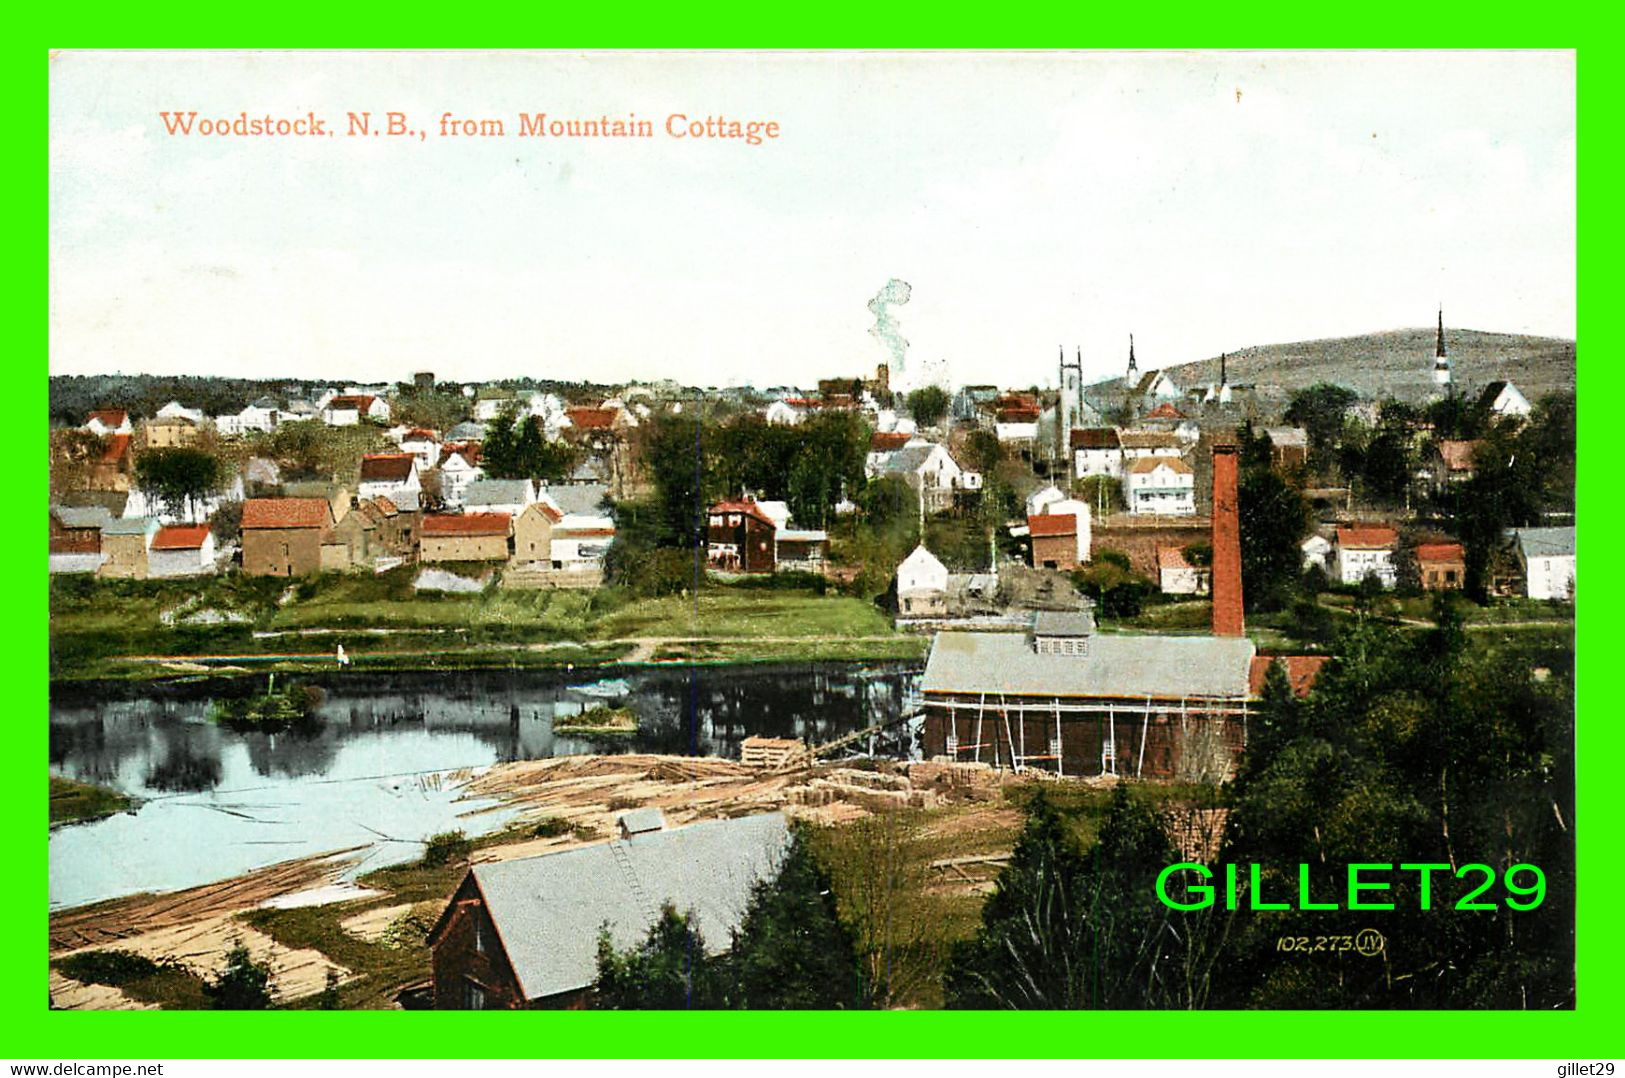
<box><xmin>1086</xmin><ymin>327</ymin><xmax>1576</xmax><ymax>406</ymax></box>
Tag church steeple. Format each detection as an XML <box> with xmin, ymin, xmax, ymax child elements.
<box><xmin>1128</xmin><ymin>334</ymin><xmax>1137</xmax><ymax>376</ymax></box>
<box><xmin>1432</xmin><ymin>308</ymin><xmax>1451</xmax><ymax>388</ymax></box>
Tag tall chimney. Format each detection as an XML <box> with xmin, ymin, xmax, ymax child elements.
<box><xmin>1211</xmin><ymin>435</ymin><xmax>1245</xmax><ymax>637</ymax></box>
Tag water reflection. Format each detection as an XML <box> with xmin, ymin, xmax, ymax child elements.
<box><xmin>48</xmin><ymin>663</ymin><xmax>921</xmax><ymax>909</ymax></box>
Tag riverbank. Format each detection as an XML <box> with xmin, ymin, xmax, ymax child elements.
<box><xmin>49</xmin><ymin>776</ymin><xmax>132</xmax><ymax>827</ymax></box>
<box><xmin>50</xmin><ymin>573</ymin><xmax>923</xmax><ymax>682</ymax></box>
<box><xmin>48</xmin><ymin>753</ymin><xmax>1038</xmax><ymax>1010</ymax></box>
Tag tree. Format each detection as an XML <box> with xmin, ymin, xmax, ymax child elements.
<box><xmin>724</xmin><ymin>827</ymin><xmax>863</xmax><ymax>1009</ymax></box>
<box><xmin>944</xmin><ymin>786</ymin><xmax>1188</xmax><ymax>1009</ymax></box>
<box><xmin>1238</xmin><ymin>464</ymin><xmax>1312</xmax><ymax>613</ymax></box>
<box><xmin>1073</xmin><ymin>475</ymin><xmax>1125</xmax><ymax>515</ymax></box>
<box><xmin>204</xmin><ymin>942</ymin><xmax>275</xmax><ymax>1010</ymax></box>
<box><xmin>962</xmin><ymin>429</ymin><xmax>1003</xmax><ymax>478</ymax></box>
<box><xmin>135</xmin><ymin>447</ymin><xmax>223</xmax><ymax>519</ymax></box>
<box><xmin>480</xmin><ymin>411</ymin><xmax>518</xmax><ymax>478</ymax></box>
<box><xmin>594</xmin><ymin>903</ymin><xmax>722</xmax><ymax>1009</ymax></box>
<box><xmin>641</xmin><ymin>415</ymin><xmax>713</xmax><ymax>548</ymax></box>
<box><xmin>49</xmin><ymin>429</ymin><xmax>109</xmax><ymax>494</ymax></box>
<box><xmin>1284</xmin><ymin>384</ymin><xmax>1358</xmax><ymax>473</ymax></box>
<box><xmin>210</xmin><ymin>500</ymin><xmax>244</xmax><ymax>544</ymax></box>
<box><xmin>905</xmin><ymin>385</ymin><xmax>949</xmax><ymax>428</ymax></box>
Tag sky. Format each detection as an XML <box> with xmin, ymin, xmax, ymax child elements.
<box><xmin>48</xmin><ymin>50</ymin><xmax>1576</xmax><ymax>392</ymax></box>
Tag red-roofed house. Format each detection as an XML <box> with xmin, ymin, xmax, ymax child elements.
<box><xmin>1416</xmin><ymin>541</ymin><xmax>1466</xmax><ymax>591</ymax></box>
<box><xmin>421</xmin><ymin>512</ymin><xmax>512</xmax><ymax>562</ymax></box>
<box><xmin>242</xmin><ymin>497</ymin><xmax>336</xmax><ymax>576</ymax></box>
<box><xmin>358</xmin><ymin>453</ymin><xmax>421</xmax><ymax>502</ymax></box>
<box><xmin>83</xmin><ymin>409</ymin><xmax>131</xmax><ymax>436</ymax></box>
<box><xmin>1334</xmin><ymin>525</ymin><xmax>1400</xmax><ymax>587</ymax></box>
<box><xmin>438</xmin><ymin>443</ymin><xmax>484</xmax><ymax>508</ymax></box>
<box><xmin>87</xmin><ymin>433</ymin><xmax>135</xmax><ymax>492</ymax></box>
<box><xmin>1145</xmin><ymin>402</ymin><xmax>1187</xmax><ymax>421</ymax></box>
<box><xmin>1157</xmin><ymin>544</ymin><xmax>1210</xmax><ymax>596</ymax></box>
<box><xmin>1028</xmin><ymin>512</ymin><xmax>1086</xmax><ymax>571</ymax></box>
<box><xmin>512</xmin><ymin>499</ymin><xmax>565</xmax><ymax>564</ymax></box>
<box><xmin>148</xmin><ymin>523</ymin><xmax>217</xmax><ymax>578</ymax></box>
<box><xmin>1248</xmin><ymin>655</ymin><xmax>1330</xmax><ymax>699</ymax></box>
<box><xmin>707</xmin><ymin>499</ymin><xmax>780</xmax><ymax>574</ymax></box>
<box><xmin>322</xmin><ymin>394</ymin><xmax>391</xmax><ymax>426</ymax></box>
<box><xmin>400</xmin><ymin>429</ymin><xmax>441</xmax><ymax>470</ymax></box>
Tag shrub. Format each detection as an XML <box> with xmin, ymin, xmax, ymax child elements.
<box><xmin>419</xmin><ymin>829</ymin><xmax>473</xmax><ymax>867</ymax></box>
<box><xmin>203</xmin><ymin>943</ymin><xmax>275</xmax><ymax>1010</ymax></box>
<box><xmin>531</xmin><ymin>817</ymin><xmax>573</xmax><ymax>838</ymax></box>
<box><xmin>57</xmin><ymin>949</ymin><xmax>169</xmax><ymax>987</ymax></box>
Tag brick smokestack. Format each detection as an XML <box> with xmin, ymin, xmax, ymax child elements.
<box><xmin>1211</xmin><ymin>435</ymin><xmax>1245</xmax><ymax>637</ymax></box>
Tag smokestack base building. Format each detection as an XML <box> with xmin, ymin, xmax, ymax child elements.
<box><xmin>919</xmin><ymin>611</ymin><xmax>1256</xmax><ymax>779</ymax></box>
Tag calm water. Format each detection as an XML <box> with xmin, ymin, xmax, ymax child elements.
<box><xmin>48</xmin><ymin>663</ymin><xmax>922</xmax><ymax>910</ymax></box>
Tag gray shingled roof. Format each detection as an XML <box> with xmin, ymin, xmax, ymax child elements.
<box><xmin>1515</xmin><ymin>526</ymin><xmax>1575</xmax><ymax>559</ymax></box>
<box><xmin>102</xmin><ymin>517</ymin><xmax>159</xmax><ymax>537</ymax></box>
<box><xmin>874</xmin><ymin>443</ymin><xmax>939</xmax><ymax>476</ymax></box>
<box><xmin>446</xmin><ymin>421</ymin><xmax>487</xmax><ymax>441</ymax></box>
<box><xmin>1033</xmin><ymin>611</ymin><xmax>1097</xmax><ymax>637</ymax></box>
<box><xmin>470</xmin><ymin>813</ymin><xmax>790</xmax><ymax>1002</ymax></box>
<box><xmin>922</xmin><ymin>630</ymin><xmax>1255</xmax><ymax>700</ymax></box>
<box><xmin>52</xmin><ymin>506</ymin><xmax>113</xmax><ymax>530</ymax></box>
<box><xmin>463</xmin><ymin>479</ymin><xmax>533</xmax><ymax>507</ymax></box>
<box><xmin>544</xmin><ymin>483</ymin><xmax>609</xmax><ymax>516</ymax></box>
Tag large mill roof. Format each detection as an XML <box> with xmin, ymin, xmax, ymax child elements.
<box><xmin>922</xmin><ymin>631</ymin><xmax>1255</xmax><ymax>701</ymax></box>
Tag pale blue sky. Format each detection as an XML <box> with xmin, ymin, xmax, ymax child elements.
<box><xmin>49</xmin><ymin>50</ymin><xmax>1575</xmax><ymax>390</ymax></box>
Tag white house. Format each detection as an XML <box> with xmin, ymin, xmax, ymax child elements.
<box><xmin>1157</xmin><ymin>545</ymin><xmax>1211</xmax><ymax>596</ymax></box>
<box><xmin>1124</xmin><ymin>457</ymin><xmax>1196</xmax><ymax>516</ymax></box>
<box><xmin>438</xmin><ymin>445</ymin><xmax>484</xmax><ymax>508</ymax></box>
<box><xmin>765</xmin><ymin>399</ymin><xmax>811</xmax><ymax>426</ymax></box>
<box><xmin>1515</xmin><ymin>527</ymin><xmax>1575</xmax><ymax>601</ymax></box>
<box><xmin>155</xmin><ymin>401</ymin><xmax>207</xmax><ymax>425</ymax></box>
<box><xmin>1025</xmin><ymin>485</ymin><xmax>1067</xmax><ymax>519</ymax></box>
<box><xmin>322</xmin><ymin>395</ymin><xmax>391</xmax><ymax>426</ymax></box>
<box><xmin>1301</xmin><ymin>534</ymin><xmax>1334</xmax><ymax>574</ymax></box>
<box><xmin>147</xmin><ymin>523</ymin><xmax>217</xmax><ymax>578</ymax></box>
<box><xmin>400</xmin><ymin>429</ymin><xmax>442</xmax><ymax>470</ymax></box>
<box><xmin>1070</xmin><ymin>429</ymin><xmax>1123</xmax><ymax>479</ymax></box>
<box><xmin>1480</xmin><ymin>380</ymin><xmax>1533</xmax><ymax>420</ymax></box>
<box><xmin>358</xmin><ymin>453</ymin><xmax>421</xmax><ymax>503</ymax></box>
<box><xmin>1334</xmin><ymin>525</ymin><xmax>1399</xmax><ymax>587</ymax></box>
<box><xmin>896</xmin><ymin>544</ymin><xmax>950</xmax><ymax>617</ymax></box>
<box><xmin>868</xmin><ymin>441</ymin><xmax>966</xmax><ymax>512</ymax></box>
<box><xmin>551</xmin><ymin>513</ymin><xmax>617</xmax><ymax>572</ymax></box>
<box><xmin>473</xmin><ymin>388</ymin><xmax>517</xmax><ymax>421</ymax></box>
<box><xmin>526</xmin><ymin>393</ymin><xmax>569</xmax><ymax>439</ymax></box>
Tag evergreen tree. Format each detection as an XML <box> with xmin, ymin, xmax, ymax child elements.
<box><xmin>724</xmin><ymin>828</ymin><xmax>864</xmax><ymax>1009</ymax></box>
<box><xmin>594</xmin><ymin>904</ymin><xmax>721</xmax><ymax>1009</ymax></box>
<box><xmin>204</xmin><ymin>942</ymin><xmax>275</xmax><ymax>1010</ymax></box>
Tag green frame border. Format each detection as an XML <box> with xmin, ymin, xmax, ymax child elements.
<box><xmin>24</xmin><ymin>20</ymin><xmax>1610</xmax><ymax>1059</ymax></box>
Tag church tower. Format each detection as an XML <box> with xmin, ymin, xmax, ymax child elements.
<box><xmin>1124</xmin><ymin>334</ymin><xmax>1138</xmax><ymax>386</ymax></box>
<box><xmin>1432</xmin><ymin>309</ymin><xmax>1451</xmax><ymax>388</ymax></box>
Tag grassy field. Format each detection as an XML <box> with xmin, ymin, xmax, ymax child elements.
<box><xmin>48</xmin><ymin>776</ymin><xmax>132</xmax><ymax>826</ymax></box>
<box><xmin>49</xmin><ymin>570</ymin><xmax>909</xmax><ymax>681</ymax></box>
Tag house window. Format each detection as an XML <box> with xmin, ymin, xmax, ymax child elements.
<box><xmin>1445</xmin><ymin>570</ymin><xmax>1457</xmax><ymax>583</ymax></box>
<box><xmin>474</xmin><ymin>912</ymin><xmax>488</xmax><ymax>954</ymax></box>
<box><xmin>465</xmin><ymin>980</ymin><xmax>486</xmax><ymax>1010</ymax></box>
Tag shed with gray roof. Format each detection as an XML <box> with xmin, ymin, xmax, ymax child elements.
<box><xmin>428</xmin><ymin>812</ymin><xmax>791</xmax><ymax>1008</ymax></box>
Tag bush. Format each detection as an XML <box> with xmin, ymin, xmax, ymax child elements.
<box><xmin>531</xmin><ymin>817</ymin><xmax>573</xmax><ymax>838</ymax></box>
<box><xmin>57</xmin><ymin>949</ymin><xmax>169</xmax><ymax>987</ymax></box>
<box><xmin>204</xmin><ymin>942</ymin><xmax>274</xmax><ymax>1010</ymax></box>
<box><xmin>420</xmin><ymin>830</ymin><xmax>473</xmax><ymax>867</ymax></box>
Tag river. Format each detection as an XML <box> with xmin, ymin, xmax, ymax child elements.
<box><xmin>48</xmin><ymin>662</ymin><xmax>923</xmax><ymax>911</ymax></box>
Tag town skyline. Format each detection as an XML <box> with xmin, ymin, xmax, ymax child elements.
<box><xmin>51</xmin><ymin>50</ymin><xmax>1574</xmax><ymax>389</ymax></box>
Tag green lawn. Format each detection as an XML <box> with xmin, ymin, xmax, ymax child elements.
<box><xmin>49</xmin><ymin>776</ymin><xmax>131</xmax><ymax>826</ymax></box>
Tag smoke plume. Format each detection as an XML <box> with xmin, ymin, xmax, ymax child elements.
<box><xmin>867</xmin><ymin>278</ymin><xmax>913</xmax><ymax>371</ymax></box>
